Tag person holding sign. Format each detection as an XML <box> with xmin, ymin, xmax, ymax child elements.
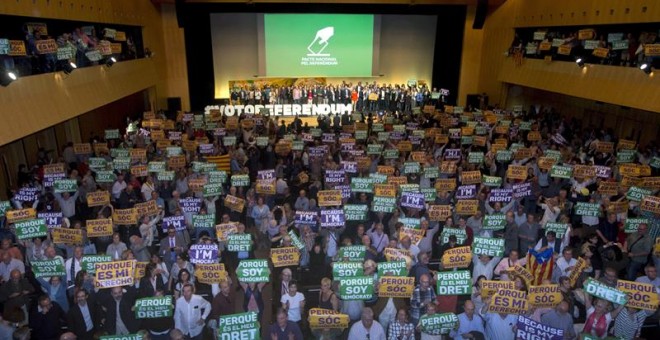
<box><xmin>612</xmin><ymin>304</ymin><xmax>654</xmax><ymax>339</ymax></box>
<box><xmin>480</xmin><ymin>296</ymin><xmax>517</xmax><ymax>340</ymax></box>
<box><xmin>582</xmin><ymin>294</ymin><xmax>626</xmax><ymax>339</ymax></box>
<box><xmin>449</xmin><ymin>300</ymin><xmax>485</xmax><ymax>339</ymax></box>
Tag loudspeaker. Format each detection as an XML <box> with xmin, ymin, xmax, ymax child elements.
<box><xmin>472</xmin><ymin>0</ymin><xmax>488</xmax><ymax>29</ymax></box>
<box><xmin>175</xmin><ymin>0</ymin><xmax>186</xmax><ymax>28</ymax></box>
<box><xmin>167</xmin><ymin>97</ymin><xmax>182</xmax><ymax>112</ymax></box>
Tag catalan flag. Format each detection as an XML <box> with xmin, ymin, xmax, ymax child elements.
<box><xmin>526</xmin><ymin>248</ymin><xmax>554</xmax><ymax>285</ymax></box>
<box><xmin>205</xmin><ymin>154</ymin><xmax>231</xmax><ymax>172</ymax></box>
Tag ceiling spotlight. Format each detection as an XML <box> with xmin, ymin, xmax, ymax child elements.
<box><xmin>0</xmin><ymin>69</ymin><xmax>17</xmax><ymax>87</ymax></box>
<box><xmin>105</xmin><ymin>57</ymin><xmax>117</xmax><ymax>68</ymax></box>
<box><xmin>575</xmin><ymin>57</ymin><xmax>585</xmax><ymax>68</ymax></box>
<box><xmin>640</xmin><ymin>63</ymin><xmax>652</xmax><ymax>74</ymax></box>
<box><xmin>62</xmin><ymin>61</ymin><xmax>77</xmax><ymax>75</ymax></box>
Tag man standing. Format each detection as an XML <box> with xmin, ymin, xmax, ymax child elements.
<box><xmin>101</xmin><ymin>286</ymin><xmax>139</xmax><ymax>335</ymax></box>
<box><xmin>174</xmin><ymin>283</ymin><xmax>211</xmax><ymax>340</ymax></box>
<box><xmin>29</xmin><ymin>295</ymin><xmax>66</xmax><ymax>340</ymax></box>
<box><xmin>347</xmin><ymin>307</ymin><xmax>386</xmax><ymax>339</ymax></box>
<box><xmin>450</xmin><ymin>300</ymin><xmax>485</xmax><ymax>339</ymax></box>
<box><xmin>410</xmin><ymin>273</ymin><xmax>436</xmax><ymax>326</ymax></box>
<box><xmin>540</xmin><ymin>300</ymin><xmax>576</xmax><ymax>339</ymax></box>
<box><xmin>67</xmin><ymin>289</ymin><xmax>99</xmax><ymax>340</ymax></box>
<box><xmin>626</xmin><ymin>223</ymin><xmax>653</xmax><ymax>280</ymax></box>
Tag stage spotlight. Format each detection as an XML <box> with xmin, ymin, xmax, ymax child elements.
<box><xmin>575</xmin><ymin>57</ymin><xmax>585</xmax><ymax>68</ymax></box>
<box><xmin>105</xmin><ymin>57</ymin><xmax>117</xmax><ymax>68</ymax></box>
<box><xmin>0</xmin><ymin>70</ymin><xmax>17</xmax><ymax>87</ymax></box>
<box><xmin>640</xmin><ymin>63</ymin><xmax>652</xmax><ymax>75</ymax></box>
<box><xmin>62</xmin><ymin>61</ymin><xmax>77</xmax><ymax>75</ymax></box>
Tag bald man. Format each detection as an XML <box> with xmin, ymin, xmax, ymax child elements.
<box><xmin>347</xmin><ymin>307</ymin><xmax>386</xmax><ymax>339</ymax></box>
<box><xmin>450</xmin><ymin>300</ymin><xmax>485</xmax><ymax>339</ymax></box>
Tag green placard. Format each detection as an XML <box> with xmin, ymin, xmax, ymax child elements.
<box><xmin>157</xmin><ymin>171</ymin><xmax>175</xmax><ymax>181</ymax></box>
<box><xmin>367</xmin><ymin>144</ymin><xmax>383</xmax><ymax>155</ymax></box>
<box><xmin>355</xmin><ymin>130</ymin><xmax>367</xmax><ymax>140</ymax></box>
<box><xmin>166</xmin><ymin>147</ymin><xmax>182</xmax><ymax>157</ymax></box>
<box><xmin>223</xmin><ymin>136</ymin><xmax>236</xmax><ymax>146</ymax></box>
<box><xmin>424</xmin><ymin>167</ymin><xmax>439</xmax><ymax>179</ymax></box>
<box><xmin>310</xmin><ymin>128</ymin><xmax>322</xmax><ymax>137</ymax></box>
<box><xmin>404</xmin><ymin>162</ymin><xmax>421</xmax><ymax>174</ymax></box>
<box><xmin>544</xmin><ymin>150</ymin><xmax>562</xmax><ymax>162</ymax></box>
<box><xmin>288</xmin><ymin>230</ymin><xmax>305</xmax><ymax>251</ymax></box>
<box><xmin>650</xmin><ymin>157</ymin><xmax>660</xmax><ymax>169</ymax></box>
<box><xmin>422</xmin><ymin>188</ymin><xmax>437</xmax><ymax>202</ymax></box>
<box><xmin>110</xmin><ymin>148</ymin><xmax>129</xmax><ymax>158</ymax></box>
<box><xmin>236</xmin><ymin>259</ymin><xmax>270</xmax><ymax>283</ymax></box>
<box><xmin>496</xmin><ymin>150</ymin><xmax>513</xmax><ymax>162</ymax></box>
<box><xmin>545</xmin><ymin>222</ymin><xmax>568</xmax><ymax>238</ymax></box>
<box><xmin>418</xmin><ymin>313</ymin><xmax>458</xmax><ymax>335</ymax></box>
<box><xmin>350</xmin><ymin>178</ymin><xmax>374</xmax><ymax>193</ymax></box>
<box><xmin>333</xmin><ymin>262</ymin><xmax>364</xmax><ymax>278</ymax></box>
<box><xmin>624</xmin><ymin>218</ymin><xmax>649</xmax><ymax>233</ymax></box>
<box><xmin>378</xmin><ymin>132</ymin><xmax>390</xmax><ymax>142</ymax></box>
<box><xmin>368</xmin><ymin>173</ymin><xmax>387</xmax><ymax>184</ymax></box>
<box><xmin>616</xmin><ymin>151</ymin><xmax>636</xmax><ymax>163</ymax></box>
<box><xmin>626</xmin><ymin>186</ymin><xmax>652</xmax><ymax>202</ymax></box>
<box><xmin>550</xmin><ymin>165</ymin><xmax>573</xmax><ymax>179</ymax></box>
<box><xmin>399</xmin><ymin>184</ymin><xmax>420</xmax><ymax>193</ymax></box>
<box><xmin>53</xmin><ymin>179</ymin><xmax>78</xmax><ymax>193</ymax></box>
<box><xmin>256</xmin><ymin>137</ymin><xmax>269</xmax><ymax>147</ymax></box>
<box><xmin>231</xmin><ymin>175</ymin><xmax>250</xmax><ymax>187</ymax></box>
<box><xmin>483</xmin><ymin>214</ymin><xmax>506</xmax><ymax>230</ymax></box>
<box><xmin>468</xmin><ymin>152</ymin><xmax>484</xmax><ymax>164</ymax></box>
<box><xmin>574</xmin><ymin>202</ymin><xmax>600</xmax><ymax>217</ymax></box>
<box><xmin>343</xmin><ymin>204</ymin><xmax>368</xmax><ymax>221</ymax></box>
<box><xmin>441</xmin><ymin>228</ymin><xmax>467</xmax><ymax>244</ymax></box>
<box><xmin>482</xmin><ymin>175</ymin><xmax>502</xmax><ymax>187</ymax></box>
<box><xmin>203</xmin><ymin>183</ymin><xmax>223</xmax><ymax>197</ymax></box>
<box><xmin>208</xmin><ymin>171</ymin><xmax>227</xmax><ymax>184</ymax></box>
<box><xmin>31</xmin><ymin>259</ymin><xmax>66</xmax><ymax>278</ymax></box>
<box><xmin>81</xmin><ymin>255</ymin><xmax>112</xmax><ymax>274</ymax></box>
<box><xmin>105</xmin><ymin>129</ymin><xmax>120</xmax><ymax>139</ymax></box>
<box><xmin>227</xmin><ymin>234</ymin><xmax>252</xmax><ymax>252</ymax></box>
<box><xmin>519</xmin><ymin>122</ymin><xmax>531</xmax><ymax>131</ymax></box>
<box><xmin>383</xmin><ymin>149</ymin><xmax>399</xmax><ymax>159</ymax></box>
<box><xmin>147</xmin><ymin>161</ymin><xmax>166</xmax><ymax>172</ymax></box>
<box><xmin>15</xmin><ymin>219</ymin><xmax>47</xmax><ymax>240</ymax></box>
<box><xmin>377</xmin><ymin>260</ymin><xmax>407</xmax><ymax>277</ymax></box>
<box><xmin>0</xmin><ymin>201</ymin><xmax>11</xmax><ymax>217</ymax></box>
<box><xmin>472</xmin><ymin>237</ymin><xmax>505</xmax><ymax>257</ymax></box>
<box><xmin>584</xmin><ymin>278</ymin><xmax>628</xmax><ymax>305</ymax></box>
<box><xmin>339</xmin><ymin>276</ymin><xmax>373</xmax><ymax>300</ymax></box>
<box><xmin>88</xmin><ymin>158</ymin><xmax>107</xmax><ymax>171</ymax></box>
<box><xmin>372</xmin><ymin>123</ymin><xmax>384</xmax><ymax>132</ymax></box>
<box><xmin>338</xmin><ymin>246</ymin><xmax>366</xmax><ymax>262</ymax></box>
<box><xmin>113</xmin><ymin>157</ymin><xmax>131</xmax><ymax>171</ymax></box>
<box><xmin>96</xmin><ymin>171</ymin><xmax>117</xmax><ymax>183</ymax></box>
<box><xmin>134</xmin><ymin>296</ymin><xmax>173</xmax><ymax>319</ymax></box>
<box><xmin>399</xmin><ymin>217</ymin><xmax>421</xmax><ymax>229</ymax></box>
<box><xmin>218</xmin><ymin>312</ymin><xmax>260</xmax><ymax>340</ymax></box>
<box><xmin>372</xmin><ymin>196</ymin><xmax>396</xmax><ymax>213</ymax></box>
<box><xmin>100</xmin><ymin>335</ymin><xmax>142</xmax><ymax>340</ymax></box>
<box><xmin>461</xmin><ymin>136</ymin><xmax>473</xmax><ymax>145</ymax></box>
<box><xmin>292</xmin><ymin>141</ymin><xmax>304</xmax><ymax>151</ymax></box>
<box><xmin>192</xmin><ymin>214</ymin><xmax>215</xmax><ymax>228</ymax></box>
<box><xmin>436</xmin><ymin>270</ymin><xmax>472</xmax><ymax>295</ymax></box>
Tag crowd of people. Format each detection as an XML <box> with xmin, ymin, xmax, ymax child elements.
<box><xmin>1</xmin><ymin>83</ymin><xmax>660</xmax><ymax>340</ymax></box>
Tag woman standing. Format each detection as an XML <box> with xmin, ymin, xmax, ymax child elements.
<box><xmin>318</xmin><ymin>278</ymin><xmax>339</xmax><ymax>311</ymax></box>
<box><xmin>239</xmin><ymin>282</ymin><xmax>267</xmax><ymax>319</ymax></box>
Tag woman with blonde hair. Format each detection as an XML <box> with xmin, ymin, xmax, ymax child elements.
<box><xmin>318</xmin><ymin>277</ymin><xmax>339</xmax><ymax>311</ymax></box>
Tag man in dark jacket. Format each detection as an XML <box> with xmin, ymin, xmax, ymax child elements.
<box><xmin>30</xmin><ymin>295</ymin><xmax>66</xmax><ymax>340</ymax></box>
<box><xmin>100</xmin><ymin>286</ymin><xmax>140</xmax><ymax>335</ymax></box>
<box><xmin>67</xmin><ymin>289</ymin><xmax>100</xmax><ymax>340</ymax></box>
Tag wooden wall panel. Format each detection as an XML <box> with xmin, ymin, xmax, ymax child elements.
<box><xmin>160</xmin><ymin>4</ymin><xmax>191</xmax><ymax>111</ymax></box>
<box><xmin>0</xmin><ymin>59</ymin><xmax>158</xmax><ymax>146</ymax></box>
<box><xmin>78</xmin><ymin>91</ymin><xmax>146</xmax><ymax>142</ymax></box>
<box><xmin>457</xmin><ymin>5</ymin><xmax>484</xmax><ymax>106</ymax></box>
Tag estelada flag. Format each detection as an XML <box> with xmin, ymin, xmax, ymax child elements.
<box><xmin>526</xmin><ymin>248</ymin><xmax>554</xmax><ymax>285</ymax></box>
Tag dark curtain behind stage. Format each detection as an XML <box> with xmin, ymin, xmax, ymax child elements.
<box><xmin>181</xmin><ymin>3</ymin><xmax>467</xmax><ymax>111</ymax></box>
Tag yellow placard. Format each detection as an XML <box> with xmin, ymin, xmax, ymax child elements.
<box><xmin>188</xmin><ymin>178</ymin><xmax>207</xmax><ymax>192</ymax></box>
<box><xmin>427</xmin><ymin>205</ymin><xmax>452</xmax><ymax>221</ymax></box>
<box><xmin>455</xmin><ymin>200</ymin><xmax>479</xmax><ymax>215</ymax></box>
<box><xmin>620</xmin><ymin>176</ymin><xmax>642</xmax><ymax>188</ymax></box>
<box><xmin>377</xmin><ymin>166</ymin><xmax>395</xmax><ymax>176</ymax></box>
<box><xmin>598</xmin><ymin>182</ymin><xmax>619</xmax><ymax>196</ymax></box>
<box><xmin>378</xmin><ymin>276</ymin><xmax>415</xmax><ymax>298</ymax></box>
<box><xmin>43</xmin><ymin>163</ymin><xmax>65</xmax><ymax>175</ymax></box>
<box><xmin>113</xmin><ymin>208</ymin><xmax>138</xmax><ymax>225</ymax></box>
<box><xmin>617</xmin><ymin>280</ymin><xmax>659</xmax><ymax>311</ymax></box>
<box><xmin>51</xmin><ymin>228</ymin><xmax>83</xmax><ymax>244</ymax></box>
<box><xmin>6</xmin><ymin>208</ymin><xmax>37</xmax><ymax>224</ymax></box>
<box><xmin>539</xmin><ymin>41</ymin><xmax>552</xmax><ymax>51</ymax></box>
<box><xmin>135</xmin><ymin>200</ymin><xmax>159</xmax><ymax>217</ymax></box>
<box><xmin>133</xmin><ymin>261</ymin><xmax>148</xmax><ymax>280</ymax></box>
<box><xmin>270</xmin><ymin>247</ymin><xmax>300</xmax><ymax>267</ymax></box>
<box><xmin>569</xmin><ymin>257</ymin><xmax>588</xmax><ymax>287</ymax></box>
<box><xmin>411</xmin><ymin>152</ymin><xmax>426</xmax><ymax>162</ymax></box>
<box><xmin>511</xmin><ymin>264</ymin><xmax>534</xmax><ymax>287</ymax></box>
<box><xmin>507</xmin><ymin>165</ymin><xmax>528</xmax><ymax>180</ymax></box>
<box><xmin>256</xmin><ymin>179</ymin><xmax>276</xmax><ymax>195</ymax></box>
<box><xmin>527</xmin><ymin>131</ymin><xmax>541</xmax><ymax>141</ymax></box>
<box><xmin>397</xmin><ymin>141</ymin><xmax>412</xmax><ymax>152</ymax></box>
<box><xmin>619</xmin><ymin>164</ymin><xmax>642</xmax><ymax>177</ymax></box>
<box><xmin>473</xmin><ymin>136</ymin><xmax>486</xmax><ymax>147</ymax></box>
<box><xmin>151</xmin><ymin>130</ymin><xmax>165</xmax><ymax>141</ymax></box>
<box><xmin>642</xmin><ymin>177</ymin><xmax>660</xmax><ymax>190</ymax></box>
<box><xmin>387</xmin><ymin>176</ymin><xmax>408</xmax><ymax>186</ymax></box>
<box><xmin>195</xmin><ymin>263</ymin><xmax>228</xmax><ymax>284</ymax></box>
<box><xmin>578</xmin><ymin>29</ymin><xmax>595</xmax><ymax>40</ymax></box>
<box><xmin>130</xmin><ymin>148</ymin><xmax>146</xmax><ymax>162</ymax></box>
<box><xmin>537</xmin><ymin>157</ymin><xmax>555</xmax><ymax>170</ymax></box>
<box><xmin>435</xmin><ymin>134</ymin><xmax>449</xmax><ymax>144</ymax></box>
<box><xmin>86</xmin><ymin>218</ymin><xmax>114</xmax><ymax>238</ymax></box>
<box><xmin>73</xmin><ymin>143</ymin><xmax>92</xmax><ymax>154</ymax></box>
<box><xmin>557</xmin><ymin>45</ymin><xmax>572</xmax><ymax>55</ymax></box>
<box><xmin>130</xmin><ymin>165</ymin><xmax>148</xmax><ymax>178</ymax></box>
<box><xmin>223</xmin><ymin>195</ymin><xmax>245</xmax><ymax>212</ymax></box>
<box><xmin>87</xmin><ymin>191</ymin><xmax>110</xmax><ymax>207</ymax></box>
<box><xmin>442</xmin><ymin>246</ymin><xmax>472</xmax><ymax>269</ymax></box>
<box><xmin>94</xmin><ymin>260</ymin><xmax>136</xmax><ymax>288</ymax></box>
<box><xmin>461</xmin><ymin>171</ymin><xmax>482</xmax><ymax>185</ymax></box>
<box><xmin>317</xmin><ymin>190</ymin><xmax>343</xmax><ymax>207</ymax></box>
<box><xmin>400</xmin><ymin>227</ymin><xmax>425</xmax><ymax>246</ymax></box>
<box><xmin>168</xmin><ymin>155</ymin><xmax>186</xmax><ymax>169</ymax></box>
<box><xmin>596</xmin><ymin>141</ymin><xmax>614</xmax><ymax>153</ymax></box>
<box><xmin>640</xmin><ymin>196</ymin><xmax>660</xmax><ymax>214</ymax></box>
<box><xmin>644</xmin><ymin>44</ymin><xmax>660</xmax><ymax>56</ymax></box>
<box><xmin>308</xmin><ymin>309</ymin><xmax>349</xmax><ymax>330</ymax></box>
<box><xmin>182</xmin><ymin>140</ymin><xmax>197</xmax><ymax>153</ymax></box>
<box><xmin>592</xmin><ymin>47</ymin><xmax>609</xmax><ymax>58</ymax></box>
<box><xmin>528</xmin><ymin>285</ymin><xmax>562</xmax><ymax>308</ymax></box>
<box><xmin>514</xmin><ymin>148</ymin><xmax>533</xmax><ymax>160</ymax></box>
<box><xmin>374</xmin><ymin>184</ymin><xmax>396</xmax><ymax>198</ymax></box>
<box><xmin>383</xmin><ymin>247</ymin><xmax>412</xmax><ymax>263</ymax></box>
<box><xmin>481</xmin><ymin>280</ymin><xmax>516</xmax><ymax>299</ymax></box>
<box><xmin>488</xmin><ymin>289</ymin><xmax>528</xmax><ymax>314</ymax></box>
<box><xmin>435</xmin><ymin>179</ymin><xmax>457</xmax><ymax>192</ymax></box>
<box><xmin>215</xmin><ymin>223</ymin><xmax>238</xmax><ymax>241</ymax></box>
<box><xmin>8</xmin><ymin>40</ymin><xmax>27</xmax><ymax>56</ymax></box>
<box><xmin>574</xmin><ymin>165</ymin><xmax>596</xmax><ymax>178</ymax></box>
<box><xmin>94</xmin><ymin>143</ymin><xmax>109</xmax><ymax>155</ymax></box>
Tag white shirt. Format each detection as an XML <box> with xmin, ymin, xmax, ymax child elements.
<box><xmin>556</xmin><ymin>257</ymin><xmax>577</xmax><ymax>275</ymax></box>
<box><xmin>347</xmin><ymin>320</ymin><xmax>386</xmax><ymax>340</ymax></box>
<box><xmin>0</xmin><ymin>259</ymin><xmax>25</xmax><ymax>282</ymax></box>
<box><xmin>484</xmin><ymin>313</ymin><xmax>516</xmax><ymax>340</ymax></box>
<box><xmin>174</xmin><ymin>294</ymin><xmax>211</xmax><ymax>337</ymax></box>
<box><xmin>280</xmin><ymin>292</ymin><xmax>305</xmax><ymax>322</ymax></box>
<box><xmin>472</xmin><ymin>256</ymin><xmax>501</xmax><ymax>283</ymax></box>
<box><xmin>112</xmin><ymin>180</ymin><xmax>127</xmax><ymax>200</ymax></box>
<box><xmin>64</xmin><ymin>257</ymin><xmax>82</xmax><ymax>286</ymax></box>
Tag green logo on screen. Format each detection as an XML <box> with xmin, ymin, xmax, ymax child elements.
<box><xmin>302</xmin><ymin>26</ymin><xmax>338</xmax><ymax>66</ymax></box>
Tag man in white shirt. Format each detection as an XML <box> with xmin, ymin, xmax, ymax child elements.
<box><xmin>555</xmin><ymin>247</ymin><xmax>577</xmax><ymax>276</ymax></box>
<box><xmin>367</xmin><ymin>223</ymin><xmax>389</xmax><ymax>254</ymax></box>
<box><xmin>472</xmin><ymin>254</ymin><xmax>502</xmax><ymax>283</ymax></box>
<box><xmin>0</xmin><ymin>253</ymin><xmax>24</xmax><ymax>283</ymax></box>
<box><xmin>494</xmin><ymin>250</ymin><xmax>526</xmax><ymax>281</ymax></box>
<box><xmin>111</xmin><ymin>174</ymin><xmax>127</xmax><ymax>200</ymax></box>
<box><xmin>347</xmin><ymin>307</ymin><xmax>386</xmax><ymax>339</ymax></box>
<box><xmin>174</xmin><ymin>283</ymin><xmax>211</xmax><ymax>340</ymax></box>
<box><xmin>635</xmin><ymin>264</ymin><xmax>660</xmax><ymax>295</ymax></box>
